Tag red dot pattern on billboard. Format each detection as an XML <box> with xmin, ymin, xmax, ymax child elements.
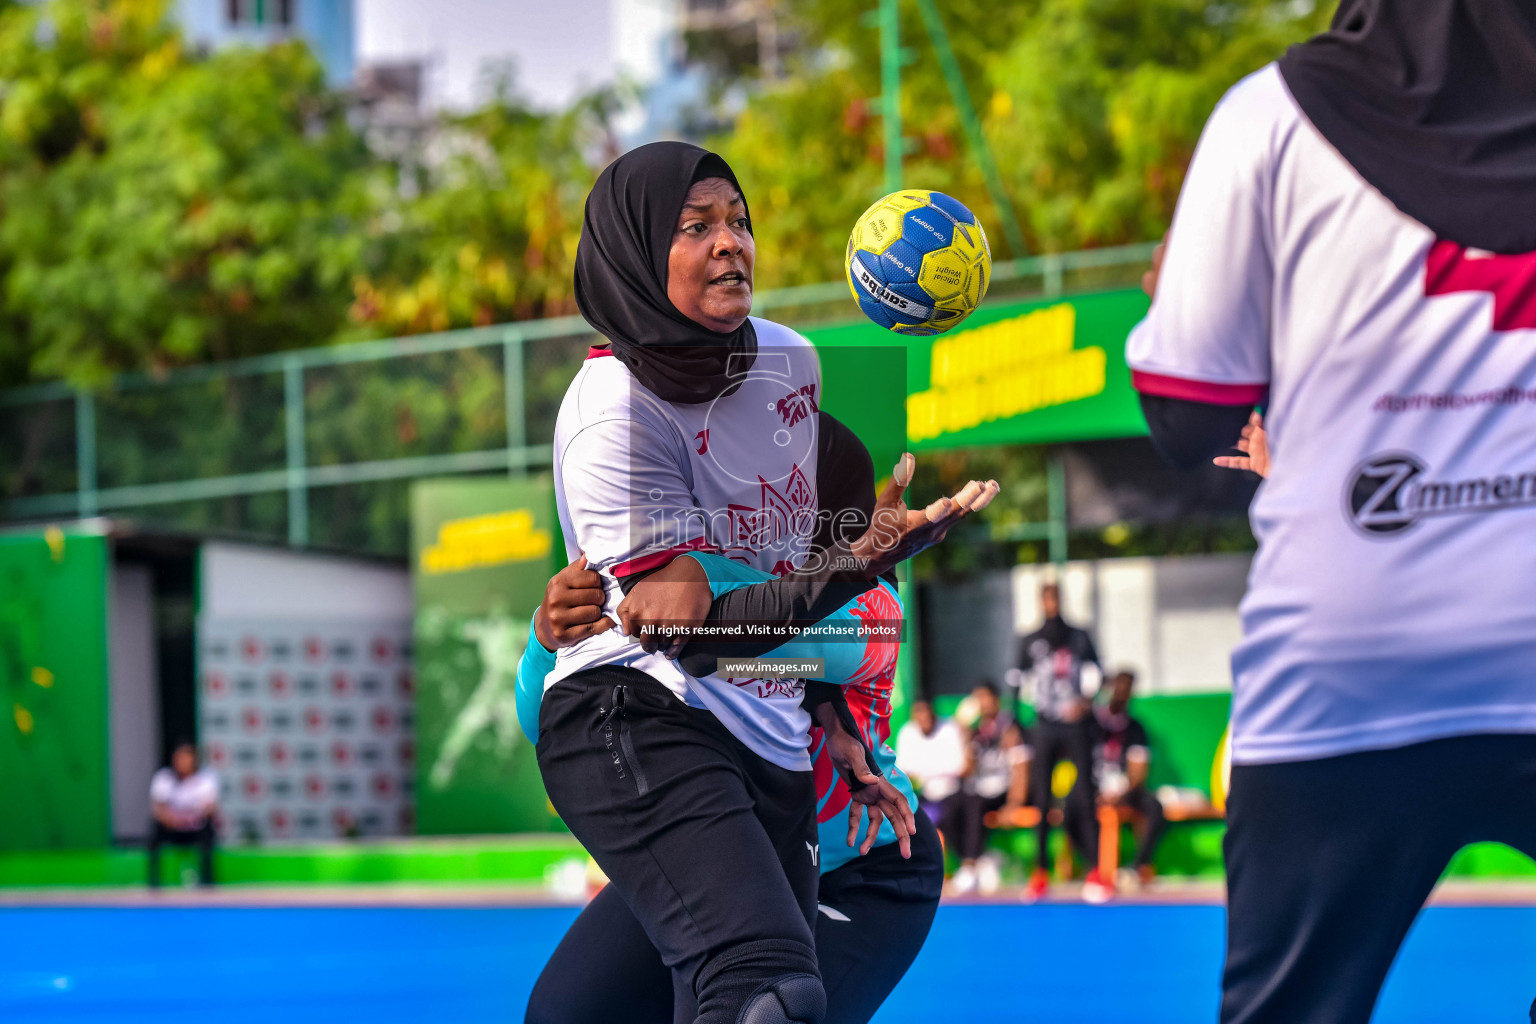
<box><xmin>201</xmin><ymin>622</ymin><xmax>413</xmax><ymax>841</ymax></box>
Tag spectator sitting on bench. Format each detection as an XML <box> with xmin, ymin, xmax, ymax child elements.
<box><xmin>148</xmin><ymin>741</ymin><xmax>219</xmax><ymax>888</ymax></box>
<box><xmin>945</xmin><ymin>682</ymin><xmax>1027</xmax><ymax>896</ymax></box>
<box><xmin>1093</xmin><ymin>671</ymin><xmax>1166</xmax><ymax>889</ymax></box>
<box><xmin>895</xmin><ymin>699</ymin><xmax>968</xmax><ymax>827</ymax></box>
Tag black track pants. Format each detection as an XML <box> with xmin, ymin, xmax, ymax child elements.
<box><xmin>527</xmin><ymin>812</ymin><xmax>944</xmax><ymax>1024</ymax></box>
<box><xmin>1029</xmin><ymin>717</ymin><xmax>1098</xmax><ymax>869</ymax></box>
<box><xmin>146</xmin><ymin>820</ymin><xmax>215</xmax><ymax>886</ymax></box>
<box><xmin>533</xmin><ymin>666</ymin><xmax>820</xmax><ymax>1024</ymax></box>
<box><xmin>1222</xmin><ymin>733</ymin><xmax>1536</xmax><ymax>1024</ymax></box>
<box><xmin>1118</xmin><ymin>785</ymin><xmax>1166</xmax><ymax>870</ymax></box>
<box><xmin>938</xmin><ymin>791</ymin><xmax>1005</xmax><ymax>862</ymax></box>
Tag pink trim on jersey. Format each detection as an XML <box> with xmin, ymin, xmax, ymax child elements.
<box><xmin>1131</xmin><ymin>369</ymin><xmax>1266</xmax><ymax>405</ymax></box>
<box><xmin>1425</xmin><ymin>241</ymin><xmax>1536</xmax><ymax>332</ymax></box>
<box><xmin>586</xmin><ymin>346</ymin><xmax>613</xmax><ymax>359</ymax></box>
<box><xmin>611</xmin><ymin>538</ymin><xmax>718</xmax><ymax>578</ymax></box>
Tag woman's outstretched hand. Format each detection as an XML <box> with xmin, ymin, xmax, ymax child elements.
<box><xmin>1213</xmin><ymin>411</ymin><xmax>1270</xmax><ymax>478</ymax></box>
<box><xmin>850</xmin><ymin>454</ymin><xmax>999</xmax><ymax>578</ymax></box>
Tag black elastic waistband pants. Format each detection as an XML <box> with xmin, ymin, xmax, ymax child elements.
<box><xmin>533</xmin><ymin>666</ymin><xmax>821</xmax><ymax>1024</ymax></box>
<box><xmin>527</xmin><ymin>808</ymin><xmax>945</xmax><ymax>1024</ymax></box>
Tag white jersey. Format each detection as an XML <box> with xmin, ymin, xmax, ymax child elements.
<box><xmin>549</xmin><ymin>317</ymin><xmax>823</xmax><ymax>770</ymax></box>
<box><xmin>1128</xmin><ymin>64</ymin><xmax>1536</xmax><ymax>765</ymax></box>
<box><xmin>894</xmin><ymin>719</ymin><xmax>967</xmax><ymax>803</ymax></box>
<box><xmin>150</xmin><ymin>767</ymin><xmax>219</xmax><ymax>827</ymax></box>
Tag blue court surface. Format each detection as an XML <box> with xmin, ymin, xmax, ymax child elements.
<box><xmin>2</xmin><ymin>901</ymin><xmax>1533</xmax><ymax>1022</ymax></box>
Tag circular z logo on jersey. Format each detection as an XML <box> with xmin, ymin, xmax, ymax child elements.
<box><xmin>1345</xmin><ymin>453</ymin><xmax>1425</xmax><ymax>535</ymax></box>
<box><xmin>1346</xmin><ymin>452</ymin><xmax>1536</xmax><ymax>536</ymax></box>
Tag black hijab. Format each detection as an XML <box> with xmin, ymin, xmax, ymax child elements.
<box><xmin>574</xmin><ymin>141</ymin><xmax>758</xmax><ymax>404</ymax></box>
<box><xmin>1278</xmin><ymin>0</ymin><xmax>1536</xmax><ymax>254</ymax></box>
<box><xmin>809</xmin><ymin>411</ymin><xmax>898</xmax><ymax>587</ymax></box>
<box><xmin>810</xmin><ymin>412</ymin><xmax>876</xmax><ymax>552</ymax></box>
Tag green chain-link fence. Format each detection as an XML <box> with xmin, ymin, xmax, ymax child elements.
<box><xmin>0</xmin><ymin>243</ymin><xmax>1155</xmax><ymax>557</ymax></box>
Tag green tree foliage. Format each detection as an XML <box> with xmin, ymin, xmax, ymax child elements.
<box><xmin>345</xmin><ymin>85</ymin><xmax>618</xmax><ymax>336</ymax></box>
<box><xmin>0</xmin><ymin>0</ymin><xmax>371</xmax><ymax>386</ymax></box>
<box><xmin>717</xmin><ymin>0</ymin><xmax>1037</xmax><ymax>286</ymax></box>
<box><xmin>0</xmin><ymin>0</ymin><xmax>616</xmax><ymax>390</ymax></box>
<box><xmin>987</xmin><ymin>0</ymin><xmax>1332</xmax><ymax>249</ymax></box>
<box><xmin>716</xmin><ymin>0</ymin><xmax>1331</xmax><ymax>284</ymax></box>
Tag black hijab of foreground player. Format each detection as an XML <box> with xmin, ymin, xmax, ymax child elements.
<box><xmin>574</xmin><ymin>141</ymin><xmax>758</xmax><ymax>404</ymax></box>
<box><xmin>1278</xmin><ymin>0</ymin><xmax>1536</xmax><ymax>254</ymax></box>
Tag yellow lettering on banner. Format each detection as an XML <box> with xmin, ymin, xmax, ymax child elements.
<box><xmin>907</xmin><ymin>304</ymin><xmax>1107</xmax><ymax>442</ymax></box>
<box><xmin>420</xmin><ymin>509</ymin><xmax>552</xmax><ymax>575</ymax></box>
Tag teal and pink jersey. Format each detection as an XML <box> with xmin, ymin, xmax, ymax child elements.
<box><xmin>514</xmin><ymin>551</ymin><xmax>918</xmax><ymax>876</ymax></box>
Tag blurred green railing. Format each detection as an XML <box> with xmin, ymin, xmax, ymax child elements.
<box><xmin>0</xmin><ymin>242</ymin><xmax>1155</xmax><ymax>555</ymax></box>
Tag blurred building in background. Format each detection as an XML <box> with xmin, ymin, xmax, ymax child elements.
<box><xmin>175</xmin><ymin>0</ymin><xmax>356</xmax><ymax>85</ymax></box>
<box><xmin>166</xmin><ymin>0</ymin><xmax>790</xmax><ymax>143</ymax></box>
<box><xmin>620</xmin><ymin>0</ymin><xmax>790</xmax><ymax>141</ymax></box>
<box><xmin>350</xmin><ymin>0</ymin><xmax>784</xmax><ymax>141</ymax></box>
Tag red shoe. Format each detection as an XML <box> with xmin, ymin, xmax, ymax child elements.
<box><xmin>1024</xmin><ymin>867</ymin><xmax>1050</xmax><ymax>902</ymax></box>
<box><xmin>1083</xmin><ymin>867</ymin><xmax>1116</xmax><ymax>904</ymax></box>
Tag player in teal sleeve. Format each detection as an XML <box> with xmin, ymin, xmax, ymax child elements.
<box><xmin>514</xmin><ymin>605</ymin><xmax>555</xmax><ymax>744</ymax></box>
<box><xmin>513</xmin><ymin>551</ymin><xmax>919</xmax><ymax>874</ymax></box>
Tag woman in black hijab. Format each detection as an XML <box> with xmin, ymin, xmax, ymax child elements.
<box><xmin>574</xmin><ymin>142</ymin><xmax>758</xmax><ymax>403</ymax></box>
<box><xmin>1279</xmin><ymin>0</ymin><xmax>1536</xmax><ymax>255</ymax></box>
<box><xmin>537</xmin><ymin>142</ymin><xmax>993</xmax><ymax>1024</ymax></box>
<box><xmin>525</xmin><ymin>413</ymin><xmax>949</xmax><ymax>1024</ymax></box>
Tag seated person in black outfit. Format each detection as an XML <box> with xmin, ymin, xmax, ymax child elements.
<box><xmin>942</xmin><ymin>682</ymin><xmax>1026</xmax><ymax>896</ymax></box>
<box><xmin>1093</xmin><ymin>671</ymin><xmax>1166</xmax><ymax>888</ymax></box>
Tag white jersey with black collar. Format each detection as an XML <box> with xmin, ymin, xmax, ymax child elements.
<box><xmin>548</xmin><ymin>317</ymin><xmax>823</xmax><ymax>770</ymax></box>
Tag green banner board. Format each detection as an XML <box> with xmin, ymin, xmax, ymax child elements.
<box><xmin>810</xmin><ymin>287</ymin><xmax>1151</xmax><ymax>451</ymax></box>
<box><xmin>410</xmin><ymin>477</ymin><xmax>563</xmax><ymax>835</ymax></box>
<box><xmin>0</xmin><ymin>529</ymin><xmax>110</xmax><ymax>850</ymax></box>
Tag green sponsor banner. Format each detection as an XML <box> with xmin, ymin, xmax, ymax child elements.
<box><xmin>410</xmin><ymin>477</ymin><xmax>563</xmax><ymax>835</ymax></box>
<box><xmin>0</xmin><ymin>529</ymin><xmax>110</xmax><ymax>850</ymax></box>
<box><xmin>808</xmin><ymin>288</ymin><xmax>1149</xmax><ymax>737</ymax></box>
<box><xmin>812</xmin><ymin>341</ymin><xmax>910</xmax><ymax>483</ymax></box>
<box><xmin>810</xmin><ymin>287</ymin><xmax>1151</xmax><ymax>450</ymax></box>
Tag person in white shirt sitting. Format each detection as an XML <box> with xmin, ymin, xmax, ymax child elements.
<box><xmin>147</xmin><ymin>742</ymin><xmax>219</xmax><ymax>887</ymax></box>
<box><xmin>894</xmin><ymin>700</ymin><xmax>966</xmax><ymax>827</ymax></box>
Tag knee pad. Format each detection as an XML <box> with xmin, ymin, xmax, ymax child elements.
<box><xmin>736</xmin><ymin>973</ymin><xmax>826</xmax><ymax>1024</ymax></box>
<box><xmin>695</xmin><ymin>938</ymin><xmax>824</xmax><ymax>1024</ymax></box>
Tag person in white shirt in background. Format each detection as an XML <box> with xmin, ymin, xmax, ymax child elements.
<box><xmin>894</xmin><ymin>700</ymin><xmax>967</xmax><ymax>827</ymax></box>
<box><xmin>147</xmin><ymin>742</ymin><xmax>219</xmax><ymax>888</ymax></box>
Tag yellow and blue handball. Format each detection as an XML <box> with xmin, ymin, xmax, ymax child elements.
<box><xmin>845</xmin><ymin>189</ymin><xmax>991</xmax><ymax>336</ymax></box>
